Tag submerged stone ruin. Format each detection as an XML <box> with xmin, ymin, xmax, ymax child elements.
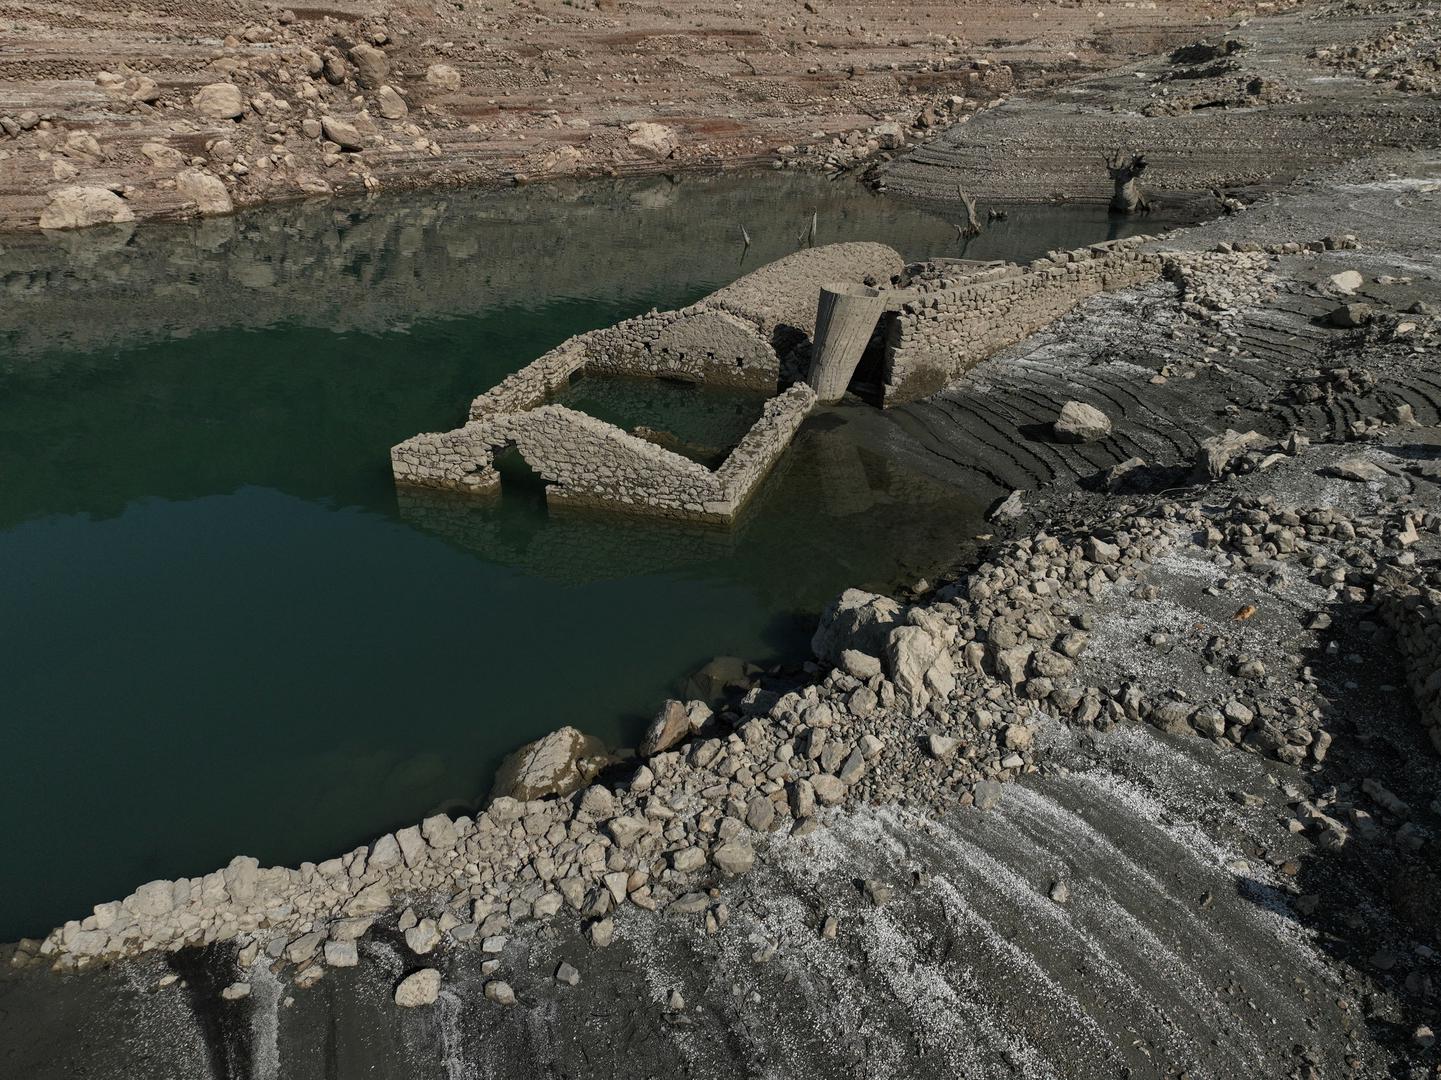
<box><xmin>391</xmin><ymin>234</ymin><xmax>1171</xmax><ymax>523</ymax></box>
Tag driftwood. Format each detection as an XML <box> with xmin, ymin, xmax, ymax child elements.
<box><xmin>1104</xmin><ymin>149</ymin><xmax>1152</xmax><ymax>214</ymax></box>
<box><xmin>798</xmin><ymin>211</ymin><xmax>818</xmax><ymax>248</ymax></box>
<box><xmin>956</xmin><ymin>186</ymin><xmax>983</xmax><ymax>238</ymax></box>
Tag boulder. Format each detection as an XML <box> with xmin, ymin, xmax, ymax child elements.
<box><xmin>872</xmin><ymin>121</ymin><xmax>905</xmax><ymax>150</ymax></box>
<box><xmin>811</xmin><ymin>774</ymin><xmax>846</xmax><ymax>806</ymax></box>
<box><xmin>993</xmin><ymin>644</ymin><xmax>1032</xmax><ymax>690</ymax></box>
<box><xmin>1327</xmin><ymin>303</ymin><xmax>1373</xmax><ymax>329</ymax></box>
<box><xmin>1198</xmin><ymin>429</ymin><xmax>1266</xmax><ymax>479</ymax></box>
<box><xmin>376</xmin><ymin>85</ymin><xmax>408</xmax><ymax>120</ymax></box>
<box><xmin>426</xmin><ymin>64</ymin><xmax>462</xmax><ymax>91</ymax></box>
<box><xmin>839</xmin><ymin>649</ymin><xmax>882</xmax><ymax>680</ymax></box>
<box><xmin>484</xmin><ymin>980</ymin><xmax>516</xmax><ymax>1005</ymax></box>
<box><xmin>37</xmin><ymin>186</ymin><xmax>134</xmax><ymax>230</ymax></box>
<box><xmin>404</xmin><ymin>918</ymin><xmax>441</xmax><ymax>956</ymax></box>
<box><xmin>1327</xmin><ymin>269</ymin><xmax>1363</xmax><ymax>295</ymax></box>
<box><xmin>344</xmin><ymin>882</ymin><xmax>391</xmax><ymax>917</ymax></box>
<box><xmin>323</xmin><ymin>940</ymin><xmax>358</xmax><ymax>967</ymax></box>
<box><xmin>812</xmin><ymin>588</ymin><xmax>902</xmax><ymax>667</ymax></box>
<box><xmin>711</xmin><ymin>841</ymin><xmax>755</xmax><ymax>876</ymax></box>
<box><xmin>579</xmin><ymin>784</ymin><xmax>618</xmax><ymax>819</ymax></box>
<box><xmin>368</xmin><ymin>833</ymin><xmax>402</xmax><ymax>870</ymax></box>
<box><xmin>627</xmin><ymin>122</ymin><xmax>679</xmax><ymax>159</ymax></box>
<box><xmin>192</xmin><ymin>83</ymin><xmax>245</xmax><ymax>120</ymax></box>
<box><xmin>321</xmin><ymin>116</ymin><xmax>366</xmax><ymax>152</ymax></box>
<box><xmin>323</xmin><ymin>53</ymin><xmax>350</xmax><ymax>85</ymax></box>
<box><xmin>176</xmin><ymin>170</ymin><xmax>233</xmax><ymax>216</ymax></box>
<box><xmin>671</xmin><ymin>846</ymin><xmax>706</xmax><ymax>873</ymax></box>
<box><xmin>140</xmin><ymin>142</ymin><xmax>185</xmax><ymax>169</ymax></box>
<box><xmin>640</xmin><ymin>699</ymin><xmax>709</xmax><ymax>755</ymax></box>
<box><xmin>132</xmin><ymin>880</ymin><xmax>174</xmax><ymax>917</ymax></box>
<box><xmin>679</xmin><ymin>657</ymin><xmax>755</xmax><ymax>702</ymax></box>
<box><xmin>394</xmin><ymin>968</ymin><xmax>441</xmax><ymax>1007</ymax></box>
<box><xmin>349</xmin><ymin>43</ymin><xmax>389</xmax><ymax>88</ymax></box>
<box><xmin>1052</xmin><ymin>400</ymin><xmax>1112</xmax><ymax>443</ymax></box>
<box><xmin>972</xmin><ymin>779</ymin><xmax>1004</xmax><ymax>810</ymax></box>
<box><xmin>490</xmin><ymin>725</ymin><xmax>608</xmax><ymax>802</ymax></box>
<box><xmin>885</xmin><ymin>625</ymin><xmax>942</xmax><ymax>700</ymax></box>
<box><xmin>421</xmin><ymin>814</ymin><xmax>458</xmax><ymax>852</ymax></box>
<box><xmin>606</xmin><ymin>816</ymin><xmax>648</xmax><ymax>848</ymax></box>
<box><xmin>1327</xmin><ymin>457</ymin><xmax>1388</xmax><ymax>482</ymax></box>
<box><xmin>927</xmin><ymin>733</ymin><xmax>959</xmax><ymax>760</ymax></box>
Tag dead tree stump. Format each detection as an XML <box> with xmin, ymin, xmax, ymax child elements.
<box><xmin>1104</xmin><ymin>149</ymin><xmax>1152</xmax><ymax>214</ymax></box>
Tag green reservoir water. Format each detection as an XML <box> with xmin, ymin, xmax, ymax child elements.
<box><xmin>553</xmin><ymin>376</ymin><xmax>766</xmax><ymax>464</ymax></box>
<box><xmin>0</xmin><ymin>172</ymin><xmax>1164</xmax><ymax>939</ymax></box>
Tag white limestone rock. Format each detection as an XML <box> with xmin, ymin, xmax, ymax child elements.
<box><xmin>490</xmin><ymin>725</ymin><xmax>607</xmax><ymax>802</ymax></box>
<box><xmin>394</xmin><ymin>968</ymin><xmax>441</xmax><ymax>1007</ymax></box>
<box><xmin>348</xmin><ymin>43</ymin><xmax>389</xmax><ymax>88</ymax></box>
<box><xmin>192</xmin><ymin>83</ymin><xmax>245</xmax><ymax>120</ymax></box>
<box><xmin>37</xmin><ymin>187</ymin><xmax>134</xmax><ymax>230</ymax></box>
<box><xmin>176</xmin><ymin>170</ymin><xmax>233</xmax><ymax>216</ymax></box>
<box><xmin>404</xmin><ymin>918</ymin><xmax>441</xmax><ymax>956</ymax></box>
<box><xmin>1052</xmin><ymin>400</ymin><xmax>1112</xmax><ymax>443</ymax></box>
<box><xmin>426</xmin><ymin>63</ymin><xmax>462</xmax><ymax>91</ymax></box>
<box><xmin>627</xmin><ymin>122</ymin><xmax>678</xmax><ymax>159</ymax></box>
<box><xmin>321</xmin><ymin>116</ymin><xmax>366</xmax><ymax>151</ymax></box>
<box><xmin>811</xmin><ymin>588</ymin><xmax>902</xmax><ymax>667</ymax></box>
<box><xmin>639</xmin><ymin>699</ymin><xmax>708</xmax><ymax>755</ymax></box>
<box><xmin>376</xmin><ymin>85</ymin><xmax>408</xmax><ymax>120</ymax></box>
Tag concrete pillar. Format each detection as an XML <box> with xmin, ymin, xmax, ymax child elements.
<box><xmin>805</xmin><ymin>282</ymin><xmax>887</xmax><ymax>404</ymax></box>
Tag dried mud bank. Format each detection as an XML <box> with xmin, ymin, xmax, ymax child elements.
<box><xmin>0</xmin><ymin>0</ymin><xmax>1242</xmax><ymax>232</ymax></box>
<box><xmin>880</xmin><ymin>0</ymin><xmax>1441</xmax><ymax>207</ymax></box>
<box><xmin>5</xmin><ymin>155</ymin><xmax>1441</xmax><ymax>1075</ymax></box>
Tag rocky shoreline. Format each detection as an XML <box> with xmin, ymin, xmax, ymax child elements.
<box><xmin>4</xmin><ymin>2</ymin><xmax>1441</xmax><ymax>1075</ymax></box>
<box><xmin>0</xmin><ymin>0</ymin><xmax>1238</xmax><ymax>232</ymax></box>
<box><xmin>4</xmin><ymin>170</ymin><xmax>1440</xmax><ymax>1069</ymax></box>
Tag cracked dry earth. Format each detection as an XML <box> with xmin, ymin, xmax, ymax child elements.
<box><xmin>0</xmin><ymin>0</ymin><xmax>1243</xmax><ymax>229</ymax></box>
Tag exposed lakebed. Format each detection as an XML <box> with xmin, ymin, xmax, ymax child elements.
<box><xmin>0</xmin><ymin>171</ymin><xmax>1168</xmax><ymax>940</ymax></box>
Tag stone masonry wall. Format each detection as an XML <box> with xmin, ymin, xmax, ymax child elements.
<box><xmin>882</xmin><ymin>236</ymin><xmax>1164</xmax><ymax>404</ymax></box>
<box><xmin>469</xmin><ymin>340</ymin><xmax>589</xmax><ymax>419</ymax></box>
<box><xmin>575</xmin><ymin>306</ymin><xmax>783</xmax><ymax>392</ymax></box>
<box><xmin>464</xmin><ymin>242</ymin><xmax>906</xmax><ymax>409</ymax></box>
<box><xmin>1378</xmin><ymin>564</ymin><xmax>1441</xmax><ymax>756</ymax></box>
<box><xmin>395</xmin><ymin>387</ymin><xmax>818</xmax><ymax>524</ymax></box>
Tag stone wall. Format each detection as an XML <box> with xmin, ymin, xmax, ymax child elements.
<box><xmin>1378</xmin><ymin>566</ymin><xmax>1441</xmax><ymax>756</ymax></box>
<box><xmin>395</xmin><ymin>386</ymin><xmax>819</xmax><ymax>524</ymax></box>
<box><xmin>574</xmin><ymin>306</ymin><xmax>783</xmax><ymax>392</ymax></box>
<box><xmin>396</xmin><ymin>242</ymin><xmax>897</xmax><ymax>524</ymax></box>
<box><xmin>470</xmin><ymin>341</ymin><xmax>589</xmax><ymax>419</ymax></box>
<box><xmin>521</xmin><ymin>241</ymin><xmax>907</xmax><ymax>394</ymax></box>
<box><xmin>881</xmin><ymin>236</ymin><xmax>1164</xmax><ymax>404</ymax></box>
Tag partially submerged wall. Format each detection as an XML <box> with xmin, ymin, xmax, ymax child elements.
<box><xmin>394</xmin><ymin>386</ymin><xmax>819</xmax><ymax>524</ymax></box>
<box><xmin>571</xmin><ymin>241</ymin><xmax>904</xmax><ymax>392</ymax></box>
<box><xmin>881</xmin><ymin>236</ymin><xmax>1163</xmax><ymax>404</ymax></box>
<box><xmin>469</xmin><ymin>341</ymin><xmax>588</xmax><ymax>419</ymax></box>
<box><xmin>395</xmin><ymin>242</ymin><xmax>899</xmax><ymax>525</ymax></box>
<box><xmin>576</xmin><ymin>306</ymin><xmax>783</xmax><ymax>391</ymax></box>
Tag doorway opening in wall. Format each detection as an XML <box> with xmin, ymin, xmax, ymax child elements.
<box><xmin>842</xmin><ymin>312</ymin><xmax>896</xmax><ymax>407</ymax></box>
<box><xmin>493</xmin><ymin>443</ymin><xmax>548</xmax><ymax>513</ymax></box>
